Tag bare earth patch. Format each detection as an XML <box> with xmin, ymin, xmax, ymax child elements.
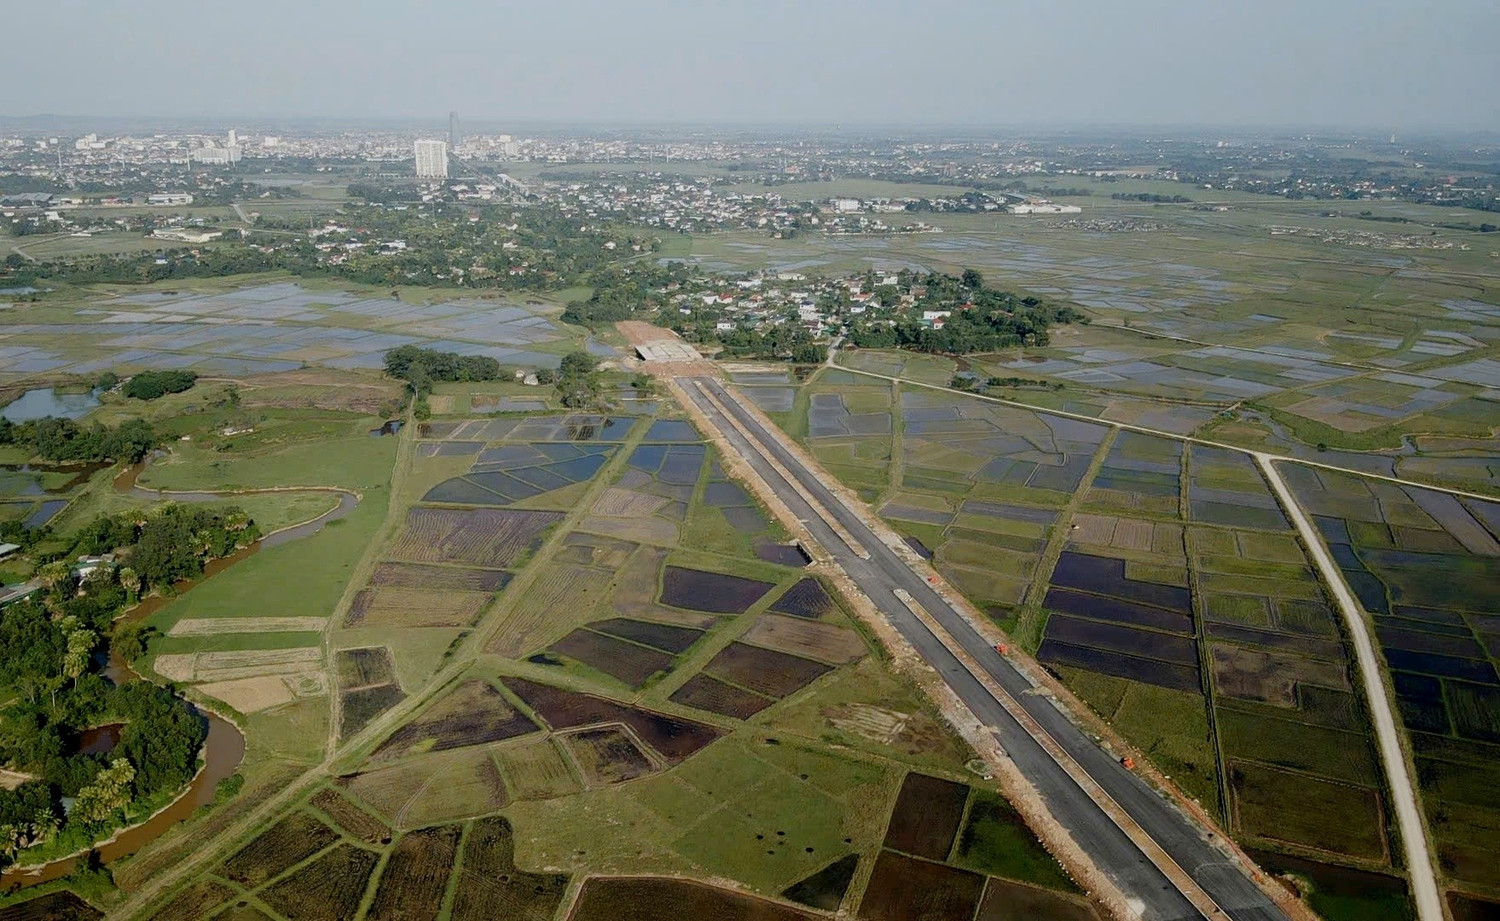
<box><xmin>168</xmin><ymin>617</ymin><xmax>326</xmax><ymax>636</ymax></box>
<box><xmin>153</xmin><ymin>647</ymin><xmax>322</xmax><ymax>683</ymax></box>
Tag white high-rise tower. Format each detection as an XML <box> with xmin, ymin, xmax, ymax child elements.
<box><xmin>414</xmin><ymin>139</ymin><xmax>448</xmax><ymax>179</ymax></box>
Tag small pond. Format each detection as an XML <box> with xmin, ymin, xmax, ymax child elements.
<box><xmin>1</xmin><ymin>388</ymin><xmax>101</xmax><ymax>423</ymax></box>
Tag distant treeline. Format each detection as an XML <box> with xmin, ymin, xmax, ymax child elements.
<box><xmin>1111</xmin><ymin>192</ymin><xmax>1192</xmax><ymax>203</ymax></box>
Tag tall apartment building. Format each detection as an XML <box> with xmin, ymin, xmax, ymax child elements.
<box><xmin>449</xmin><ymin>111</ymin><xmax>461</xmax><ymax>151</ymax></box>
<box><xmin>414</xmin><ymin>139</ymin><xmax>448</xmax><ymax>179</ymax></box>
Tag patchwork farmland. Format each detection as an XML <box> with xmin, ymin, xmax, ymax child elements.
<box><xmin>775</xmin><ymin>372</ymin><xmax>1500</xmax><ymax>917</ymax></box>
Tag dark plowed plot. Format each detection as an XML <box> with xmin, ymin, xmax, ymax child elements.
<box><xmin>260</xmin><ymin>843</ymin><xmax>380</xmax><ymax>921</ymax></box>
<box><xmin>565</xmin><ymin>726</ymin><xmax>656</xmax><ymax>785</ymax></box>
<box><xmin>220</xmin><ymin>810</ymin><xmax>340</xmax><ymax>888</ymax></box>
<box><xmin>704</xmin><ymin>642</ymin><xmax>832</xmax><ymax>699</ymax></box>
<box><xmin>340</xmin><ymin>684</ymin><xmax>406</xmax><ymax>738</ymax></box>
<box><xmin>0</xmin><ymin>892</ymin><xmax>103</xmax><ymax>921</ymax></box>
<box><xmin>452</xmin><ymin>816</ymin><xmax>569</xmax><ymax>921</ymax></box>
<box><xmin>370</xmin><ymin>561</ymin><xmax>511</xmax><ymax>592</ymax></box>
<box><xmin>1206</xmin><ymin>622</ymin><xmax>1344</xmax><ymax>658</ymax></box>
<box><xmin>858</xmin><ymin>851</ymin><xmax>986</xmax><ymax>921</ymax></box>
<box><xmin>1043</xmin><ymin>615</ymin><xmax>1199</xmax><ymax>666</ymax></box>
<box><xmin>1386</xmin><ymin>649</ymin><xmax>1498</xmax><ymax>684</ymax></box>
<box><xmin>368</xmin><ymin>825</ymin><xmax>462</xmax><ymax>921</ymax></box>
<box><xmin>1450</xmin><ymin>892</ymin><xmax>1500</xmax><ymax>921</ymax></box>
<box><xmin>591</xmin><ymin>617</ymin><xmax>706</xmax><ymax>653</ymax></box>
<box><xmin>1393</xmin><ymin>672</ymin><xmax>1450</xmax><ymax>734</ymax></box>
<box><xmin>669</xmin><ymin>674</ymin><xmax>776</xmax><ymax>719</ymax></box>
<box><xmin>310</xmin><ymin>787</ymin><xmax>391</xmax><ymax>844</ymax></box>
<box><xmin>153</xmin><ymin>880</ymin><xmax>233</xmax><ymax>921</ymax></box>
<box><xmin>661</xmin><ymin>566</ymin><xmax>775</xmax><ymax>614</ymax></box>
<box><xmin>502</xmin><ymin>677</ymin><xmax>722</xmax><ymax>763</ymax></box>
<box><xmin>390</xmin><ymin>507</ymin><xmax>562</xmax><ymax>567</ymax></box>
<box><xmin>373</xmin><ymin>679</ymin><xmax>537</xmax><ymax>761</ymax></box>
<box><xmin>1039</xmin><ymin>640</ymin><xmax>1202</xmax><ymax>692</ymax></box>
<box><xmin>1051</xmin><ymin>552</ymin><xmax>1192</xmax><ymax>612</ymax></box>
<box><xmin>1231</xmin><ymin>761</ymin><xmax>1386</xmax><ymax>860</ymax></box>
<box><xmin>570</xmin><ymin>877</ymin><xmax>821</xmax><ymax>921</ymax></box>
<box><xmin>1044</xmin><ymin>588</ymin><xmax>1192</xmax><ymax>634</ymax></box>
<box><xmin>782</xmin><ymin>853</ymin><xmax>859</xmax><ymax>911</ymax></box>
<box><xmin>975</xmin><ymin>879</ymin><xmax>1100</xmax><ymax>921</ymax></box>
<box><xmin>336</xmin><ymin>646</ymin><xmax>397</xmax><ymax>689</ymax></box>
<box><xmin>550</xmin><ymin>629</ymin><xmax>674</xmax><ymax>687</ymax></box>
<box><xmin>883</xmin><ymin>772</ymin><xmax>971</xmax><ymax>861</ymax></box>
<box><xmin>771</xmin><ymin>578</ymin><xmax>837</xmax><ymax>618</ymax></box>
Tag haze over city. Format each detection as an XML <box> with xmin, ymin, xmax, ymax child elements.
<box><xmin>5</xmin><ymin>0</ymin><xmax>1500</xmax><ymax>130</ymax></box>
<box><xmin>1</xmin><ymin>3</ymin><xmax>1499</xmax><ymax>921</ymax></box>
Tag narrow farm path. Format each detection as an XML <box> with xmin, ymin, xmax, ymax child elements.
<box><xmin>1257</xmin><ymin>454</ymin><xmax>1443</xmax><ymax>921</ymax></box>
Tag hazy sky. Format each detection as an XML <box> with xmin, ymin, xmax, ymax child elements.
<box><xmin>6</xmin><ymin>0</ymin><xmax>1497</xmax><ymax>130</ymax></box>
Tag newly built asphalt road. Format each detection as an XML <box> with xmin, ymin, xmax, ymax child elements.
<box><xmin>683</xmin><ymin>376</ymin><xmax>1290</xmax><ymax>921</ymax></box>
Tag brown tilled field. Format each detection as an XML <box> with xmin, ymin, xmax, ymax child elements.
<box><xmin>369</xmin><ymin>561</ymin><xmax>512</xmax><ymax>591</ymax></box>
<box><xmin>371</xmin><ymin>679</ymin><xmax>538</xmax><ymax>760</ymax></box>
<box><xmin>367</xmin><ymin>825</ymin><xmax>462</xmax><ymax>921</ymax></box>
<box><xmin>740</xmin><ymin>614</ymin><xmax>867</xmax><ymax>665</ymax></box>
<box><xmin>563</xmin><ymin>726</ymin><xmax>658</xmax><ymax>786</ymax></box>
<box><xmin>483</xmin><ymin>562</ymin><xmax>611</xmax><ymax>657</ymax></box>
<box><xmin>703</xmin><ymin>642</ymin><xmax>832</xmax><ymax>699</ymax></box>
<box><xmin>259</xmin><ymin>843</ymin><xmax>381</xmax><ymax>921</ymax></box>
<box><xmin>389</xmin><ymin>507</ymin><xmax>562</xmax><ymax>568</ymax></box>
<box><xmin>231</xmin><ymin>369</ymin><xmax>403</xmax><ymax>414</ymax></box>
<box><xmin>344</xmin><ymin>587</ymin><xmax>491</xmax><ymax>628</ymax></box>
<box><xmin>669</xmin><ymin>674</ymin><xmax>776</xmax><ymax>719</ymax></box>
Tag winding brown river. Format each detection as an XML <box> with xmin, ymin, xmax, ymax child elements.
<box><xmin>0</xmin><ymin>459</ymin><xmax>360</xmax><ymax>889</ymax></box>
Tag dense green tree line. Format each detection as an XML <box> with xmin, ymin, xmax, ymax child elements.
<box><xmin>0</xmin><ymin>417</ymin><xmax>161</xmax><ymax>464</ymax></box>
<box><xmin>73</xmin><ymin>504</ymin><xmax>259</xmax><ymax>591</ymax></box>
<box><xmin>0</xmin><ymin>502</ymin><xmax>257</xmax><ymax>865</ymax></box>
<box><xmin>383</xmin><ymin>345</ymin><xmax>504</xmax><ymax>400</ymax></box>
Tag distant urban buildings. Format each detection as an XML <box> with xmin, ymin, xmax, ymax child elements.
<box><xmin>415</xmin><ymin>139</ymin><xmax>449</xmax><ymax>179</ymax></box>
<box><xmin>193</xmin><ymin>129</ymin><xmax>242</xmax><ymax>166</ymax></box>
<box><xmin>449</xmin><ymin>111</ymin><xmax>461</xmax><ymax>151</ymax></box>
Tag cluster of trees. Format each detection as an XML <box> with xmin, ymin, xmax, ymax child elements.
<box><xmin>680</xmin><ymin>321</ymin><xmax>825</xmax><ymax>364</ymax></box>
<box><xmin>121</xmin><ymin>370</ymin><xmax>197</xmax><ymax>401</ymax></box>
<box><xmin>0</xmin><ymin>417</ymin><xmax>161</xmax><ymax>464</ymax></box>
<box><xmin>73</xmin><ymin>503</ymin><xmax>259</xmax><ymax>592</ymax></box>
<box><xmin>561</xmin><ymin>261</ymin><xmax>699</xmax><ymax>329</ymax></box>
<box><xmin>0</xmin><ymin>548</ymin><xmax>213</xmax><ymax>864</ymax></box>
<box><xmin>554</xmin><ymin>351</ymin><xmax>601</xmax><ymax>409</ymax></box>
<box><xmin>846</xmin><ymin>270</ymin><xmax>1081</xmax><ymax>354</ymax></box>
<box><xmin>383</xmin><ymin>345</ymin><xmax>512</xmax><ymax>420</ymax></box>
<box><xmin>383</xmin><ymin>345</ymin><xmax>504</xmax><ymax>401</ymax></box>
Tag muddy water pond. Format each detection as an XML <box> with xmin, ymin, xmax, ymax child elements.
<box><xmin>72</xmin><ymin>724</ymin><xmax>123</xmax><ymax>757</ymax></box>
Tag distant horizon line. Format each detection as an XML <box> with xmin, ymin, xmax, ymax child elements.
<box><xmin>1</xmin><ymin>114</ymin><xmax>1496</xmax><ymax>139</ymax></box>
